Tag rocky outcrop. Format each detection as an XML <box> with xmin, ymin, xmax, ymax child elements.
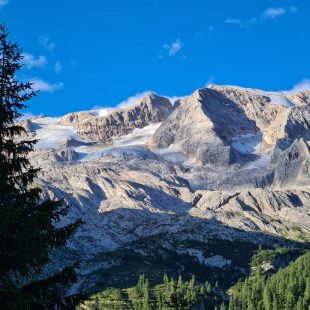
<box><xmin>191</xmin><ymin>188</ymin><xmax>310</xmax><ymax>237</ymax></box>
<box><xmin>63</xmin><ymin>93</ymin><xmax>173</xmax><ymax>142</ymax></box>
<box><xmin>288</xmin><ymin>90</ymin><xmax>310</xmax><ymax>106</ymax></box>
<box><xmin>150</xmin><ymin>87</ymin><xmax>274</xmax><ymax>166</ymax></box>
<box><xmin>59</xmin><ymin>111</ymin><xmax>94</xmax><ymax>126</ymax></box>
<box><xmin>273</xmin><ymin>138</ymin><xmax>310</xmax><ymax>187</ymax></box>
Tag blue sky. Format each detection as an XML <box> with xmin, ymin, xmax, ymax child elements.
<box><xmin>1</xmin><ymin>0</ymin><xmax>310</xmax><ymax>116</ymax></box>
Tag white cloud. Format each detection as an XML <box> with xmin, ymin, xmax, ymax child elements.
<box><xmin>262</xmin><ymin>7</ymin><xmax>286</xmax><ymax>19</ymax></box>
<box><xmin>225</xmin><ymin>18</ymin><xmax>241</xmax><ymax>25</ymax></box>
<box><xmin>22</xmin><ymin>53</ymin><xmax>47</xmax><ymax>69</ymax></box>
<box><xmin>205</xmin><ymin>75</ymin><xmax>216</xmax><ymax>87</ymax></box>
<box><xmin>54</xmin><ymin>60</ymin><xmax>62</xmax><ymax>73</ymax></box>
<box><xmin>163</xmin><ymin>39</ymin><xmax>183</xmax><ymax>56</ymax></box>
<box><xmin>227</xmin><ymin>6</ymin><xmax>293</xmax><ymax>27</ymax></box>
<box><xmin>165</xmin><ymin>95</ymin><xmax>185</xmax><ymax>105</ymax></box>
<box><xmin>38</xmin><ymin>35</ymin><xmax>56</xmax><ymax>50</ymax></box>
<box><xmin>117</xmin><ymin>91</ymin><xmax>152</xmax><ymax>108</ymax></box>
<box><xmin>0</xmin><ymin>0</ymin><xmax>9</xmax><ymax>7</ymax></box>
<box><xmin>91</xmin><ymin>90</ymin><xmax>188</xmax><ymax>112</ymax></box>
<box><xmin>30</xmin><ymin>78</ymin><xmax>64</xmax><ymax>93</ymax></box>
<box><xmin>286</xmin><ymin>79</ymin><xmax>310</xmax><ymax>93</ymax></box>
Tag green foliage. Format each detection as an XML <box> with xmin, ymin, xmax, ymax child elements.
<box><xmin>80</xmin><ymin>273</ymin><xmax>222</xmax><ymax>309</ymax></box>
<box><xmin>228</xmin><ymin>251</ymin><xmax>310</xmax><ymax>310</ymax></box>
<box><xmin>0</xmin><ymin>23</ymin><xmax>83</xmax><ymax>308</ymax></box>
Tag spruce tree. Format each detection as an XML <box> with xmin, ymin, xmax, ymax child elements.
<box><xmin>163</xmin><ymin>281</ymin><xmax>191</xmax><ymax>310</ymax></box>
<box><xmin>0</xmin><ymin>24</ymin><xmax>83</xmax><ymax>308</ymax></box>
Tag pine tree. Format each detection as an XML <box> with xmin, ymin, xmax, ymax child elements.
<box><xmin>207</xmin><ymin>282</ymin><xmax>212</xmax><ymax>294</ymax></box>
<box><xmin>0</xmin><ymin>24</ymin><xmax>83</xmax><ymax>308</ymax></box>
<box><xmin>163</xmin><ymin>281</ymin><xmax>191</xmax><ymax>310</ymax></box>
<box><xmin>142</xmin><ymin>279</ymin><xmax>150</xmax><ymax>310</ymax></box>
<box><xmin>163</xmin><ymin>273</ymin><xmax>169</xmax><ymax>286</ymax></box>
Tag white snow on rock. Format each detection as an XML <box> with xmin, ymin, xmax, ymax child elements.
<box><xmin>32</xmin><ymin>117</ymin><xmax>87</xmax><ymax>149</ymax></box>
<box><xmin>231</xmin><ymin>133</ymin><xmax>263</xmax><ymax>154</ymax></box>
<box><xmin>223</xmin><ymin>85</ymin><xmax>294</xmax><ymax>107</ymax></box>
<box><xmin>31</xmin><ymin>116</ymin><xmax>161</xmax><ymax>160</ymax></box>
<box><xmin>112</xmin><ymin>123</ymin><xmax>161</xmax><ymax>147</ymax></box>
<box><xmin>76</xmin><ymin>146</ymin><xmax>155</xmax><ymax>161</ymax></box>
<box><xmin>153</xmin><ymin>144</ymin><xmax>189</xmax><ymax>164</ymax></box>
<box><xmin>73</xmin><ymin>123</ymin><xmax>161</xmax><ymax>161</ymax></box>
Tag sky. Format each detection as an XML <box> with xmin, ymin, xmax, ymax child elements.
<box><xmin>1</xmin><ymin>0</ymin><xmax>310</xmax><ymax>116</ymax></box>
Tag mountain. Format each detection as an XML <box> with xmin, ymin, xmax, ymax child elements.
<box><xmin>20</xmin><ymin>86</ymin><xmax>310</xmax><ymax>293</ymax></box>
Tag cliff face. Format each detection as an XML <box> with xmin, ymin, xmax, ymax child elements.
<box><xmin>150</xmin><ymin>86</ymin><xmax>310</xmax><ymax>166</ymax></box>
<box><xmin>58</xmin><ymin>93</ymin><xmax>172</xmax><ymax>142</ymax></box>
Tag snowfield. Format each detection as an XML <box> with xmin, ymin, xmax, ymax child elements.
<box><xmin>31</xmin><ymin>117</ymin><xmax>87</xmax><ymax>149</ymax></box>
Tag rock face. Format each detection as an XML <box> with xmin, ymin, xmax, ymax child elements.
<box><xmin>150</xmin><ymin>86</ymin><xmax>283</xmax><ymax>166</ymax></box>
<box><xmin>21</xmin><ymin>85</ymin><xmax>310</xmax><ymax>292</ymax></box>
<box><xmin>59</xmin><ymin>93</ymin><xmax>172</xmax><ymax>142</ymax></box>
<box><xmin>59</xmin><ymin>111</ymin><xmax>94</xmax><ymax>126</ymax></box>
<box><xmin>273</xmin><ymin>138</ymin><xmax>310</xmax><ymax>188</ymax></box>
<box><xmin>150</xmin><ymin>86</ymin><xmax>310</xmax><ymax>167</ymax></box>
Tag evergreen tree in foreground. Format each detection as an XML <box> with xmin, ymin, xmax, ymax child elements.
<box><xmin>0</xmin><ymin>24</ymin><xmax>83</xmax><ymax>309</ymax></box>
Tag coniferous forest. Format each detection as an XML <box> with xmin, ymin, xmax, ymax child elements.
<box><xmin>79</xmin><ymin>249</ymin><xmax>310</xmax><ymax>310</ymax></box>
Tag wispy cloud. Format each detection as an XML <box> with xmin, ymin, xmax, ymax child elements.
<box><xmin>262</xmin><ymin>7</ymin><xmax>286</xmax><ymax>20</ymax></box>
<box><xmin>38</xmin><ymin>35</ymin><xmax>56</xmax><ymax>50</ymax></box>
<box><xmin>194</xmin><ymin>25</ymin><xmax>214</xmax><ymax>38</ymax></box>
<box><xmin>163</xmin><ymin>39</ymin><xmax>183</xmax><ymax>56</ymax></box>
<box><xmin>117</xmin><ymin>91</ymin><xmax>152</xmax><ymax>108</ymax></box>
<box><xmin>227</xmin><ymin>5</ymin><xmax>295</xmax><ymax>28</ymax></box>
<box><xmin>205</xmin><ymin>75</ymin><xmax>216</xmax><ymax>87</ymax></box>
<box><xmin>30</xmin><ymin>78</ymin><xmax>63</xmax><ymax>93</ymax></box>
<box><xmin>91</xmin><ymin>90</ymin><xmax>189</xmax><ymax>113</ymax></box>
<box><xmin>286</xmin><ymin>79</ymin><xmax>310</xmax><ymax>93</ymax></box>
<box><xmin>0</xmin><ymin>0</ymin><xmax>9</xmax><ymax>8</ymax></box>
<box><xmin>225</xmin><ymin>18</ymin><xmax>241</xmax><ymax>25</ymax></box>
<box><xmin>54</xmin><ymin>60</ymin><xmax>62</xmax><ymax>73</ymax></box>
<box><xmin>22</xmin><ymin>53</ymin><xmax>47</xmax><ymax>69</ymax></box>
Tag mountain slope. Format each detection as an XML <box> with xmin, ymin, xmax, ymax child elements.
<box><xmin>19</xmin><ymin>85</ymin><xmax>310</xmax><ymax>292</ymax></box>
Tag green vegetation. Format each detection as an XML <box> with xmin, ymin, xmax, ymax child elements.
<box><xmin>78</xmin><ymin>274</ymin><xmax>222</xmax><ymax>309</ymax></box>
<box><xmin>80</xmin><ymin>246</ymin><xmax>309</xmax><ymax>310</ymax></box>
<box><xmin>0</xmin><ymin>24</ymin><xmax>83</xmax><ymax>308</ymax></box>
<box><xmin>228</xmin><ymin>251</ymin><xmax>310</xmax><ymax>310</ymax></box>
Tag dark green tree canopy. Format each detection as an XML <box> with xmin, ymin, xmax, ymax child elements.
<box><xmin>0</xmin><ymin>23</ymin><xmax>83</xmax><ymax>309</ymax></box>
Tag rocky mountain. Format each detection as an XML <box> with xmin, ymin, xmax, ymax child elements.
<box><xmin>21</xmin><ymin>86</ymin><xmax>310</xmax><ymax>293</ymax></box>
<box><xmin>59</xmin><ymin>93</ymin><xmax>172</xmax><ymax>142</ymax></box>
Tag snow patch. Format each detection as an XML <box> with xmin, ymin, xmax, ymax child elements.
<box><xmin>231</xmin><ymin>133</ymin><xmax>263</xmax><ymax>154</ymax></box>
<box><xmin>153</xmin><ymin>144</ymin><xmax>189</xmax><ymax>164</ymax></box>
<box><xmin>112</xmin><ymin>123</ymin><xmax>161</xmax><ymax>147</ymax></box>
<box><xmin>222</xmin><ymin>85</ymin><xmax>294</xmax><ymax>107</ymax></box>
<box><xmin>76</xmin><ymin>146</ymin><xmax>155</xmax><ymax>161</ymax></box>
<box><xmin>32</xmin><ymin>117</ymin><xmax>87</xmax><ymax>149</ymax></box>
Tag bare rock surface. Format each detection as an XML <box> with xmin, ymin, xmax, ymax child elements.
<box><xmin>59</xmin><ymin>93</ymin><xmax>172</xmax><ymax>142</ymax></box>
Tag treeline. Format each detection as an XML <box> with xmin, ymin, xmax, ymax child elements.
<box><xmin>80</xmin><ymin>248</ymin><xmax>310</xmax><ymax>310</ymax></box>
<box><xmin>228</xmin><ymin>251</ymin><xmax>310</xmax><ymax>310</ymax></box>
<box><xmin>79</xmin><ymin>274</ymin><xmax>226</xmax><ymax>309</ymax></box>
